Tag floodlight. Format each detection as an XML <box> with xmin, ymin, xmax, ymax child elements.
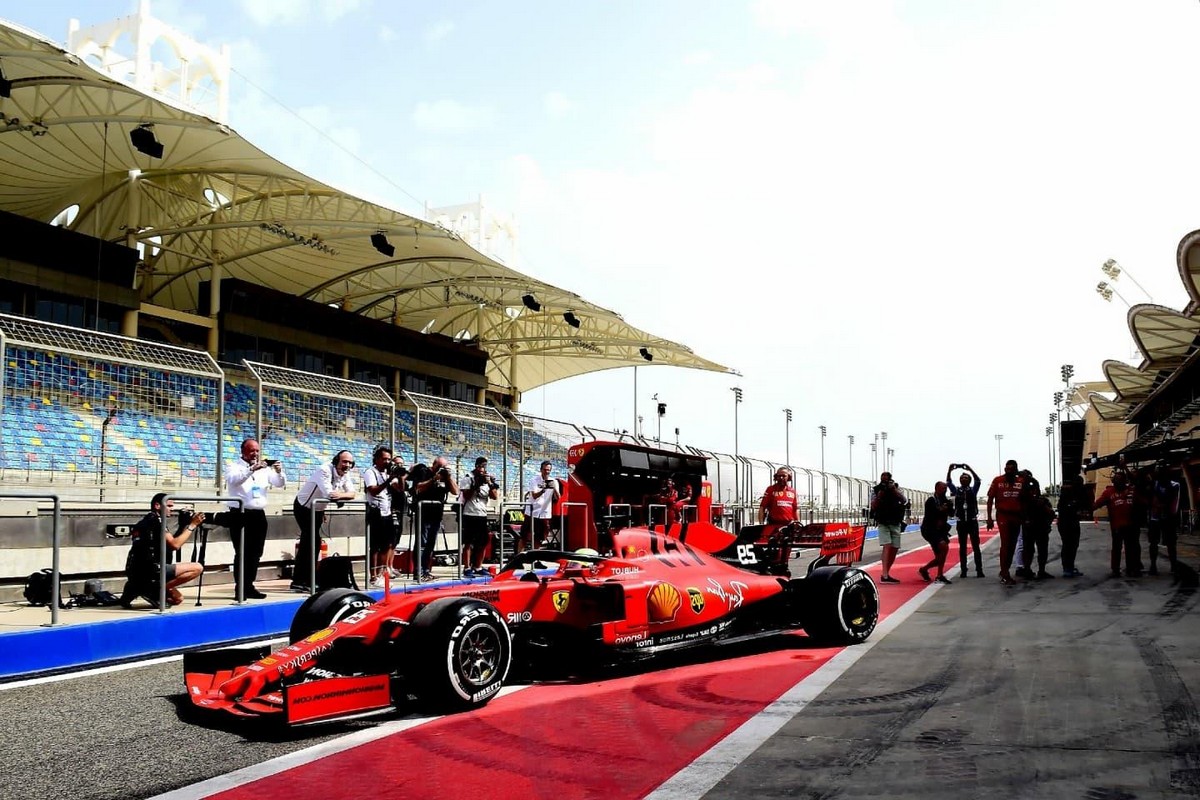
<box><xmin>639</xmin><ymin>347</ymin><xmax>652</xmax><ymax>361</ymax></box>
<box><xmin>563</xmin><ymin>311</ymin><xmax>580</xmax><ymax>328</ymax></box>
<box><xmin>522</xmin><ymin>294</ymin><xmax>541</xmax><ymax>312</ymax></box>
<box><xmin>371</xmin><ymin>232</ymin><xmax>395</xmax><ymax>257</ymax></box>
<box><xmin>129</xmin><ymin>124</ymin><xmax>164</xmax><ymax>158</ymax></box>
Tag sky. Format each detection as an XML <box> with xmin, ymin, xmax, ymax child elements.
<box><xmin>3</xmin><ymin>0</ymin><xmax>1200</xmax><ymax>495</ymax></box>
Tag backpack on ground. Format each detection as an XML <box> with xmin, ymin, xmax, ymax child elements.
<box><xmin>23</xmin><ymin>568</ymin><xmax>56</xmax><ymax>607</ymax></box>
<box><xmin>316</xmin><ymin>555</ymin><xmax>359</xmax><ymax>591</ymax></box>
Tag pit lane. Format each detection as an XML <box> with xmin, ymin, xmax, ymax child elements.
<box><xmin>3</xmin><ymin>527</ymin><xmax>1198</xmax><ymax>800</ymax></box>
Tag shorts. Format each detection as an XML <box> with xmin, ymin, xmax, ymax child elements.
<box><xmin>366</xmin><ymin>508</ymin><xmax>398</xmax><ymax>554</ymax></box>
<box><xmin>462</xmin><ymin>515</ymin><xmax>490</xmax><ymax>548</ymax></box>
<box><xmin>921</xmin><ymin>529</ymin><xmax>950</xmax><ymax>546</ymax></box>
<box><xmin>876</xmin><ymin>522</ymin><xmax>904</xmax><ymax>548</ymax></box>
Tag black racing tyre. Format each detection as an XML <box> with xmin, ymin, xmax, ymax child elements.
<box><xmin>289</xmin><ymin>588</ymin><xmax>376</xmax><ymax>643</ymax></box>
<box><xmin>409</xmin><ymin>597</ymin><xmax>511</xmax><ymax>710</ymax></box>
<box><xmin>796</xmin><ymin>566</ymin><xmax>879</xmax><ymax>645</ymax></box>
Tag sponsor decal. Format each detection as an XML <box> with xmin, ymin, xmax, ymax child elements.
<box><xmin>843</xmin><ymin>570</ymin><xmax>865</xmax><ymax>586</ymax></box>
<box><xmin>687</xmin><ymin>587</ymin><xmax>705</xmax><ymax>614</ymax></box>
<box><xmin>552</xmin><ymin>591</ymin><xmax>570</xmax><ymax>614</ymax></box>
<box><xmin>647</xmin><ymin>582</ymin><xmax>682</xmax><ymax>623</ymax></box>
<box><xmin>277</xmin><ymin>642</ymin><xmax>334</xmax><ymax>672</ymax></box>
<box><xmin>307</xmin><ymin>667</ymin><xmax>341</xmax><ymax>679</ymax></box>
<box><xmin>259</xmin><ymin>657</ymin><xmax>277</xmax><ymax>666</ymax></box>
<box><xmin>622</xmin><ymin>545</ymin><xmax>637</xmax><ymax>558</ymax></box>
<box><xmin>506</xmin><ymin>611</ymin><xmax>533</xmax><ymax>624</ymax></box>
<box><xmin>303</xmin><ymin>627</ymin><xmax>336</xmax><ymax>644</ymax></box>
<box><xmin>285</xmin><ymin>675</ymin><xmax>391</xmax><ymax>724</ymax></box>
<box><xmin>705</xmin><ymin>578</ymin><xmax>748</xmax><ymax>611</ymax></box>
<box><xmin>341</xmin><ymin>609</ymin><xmax>372</xmax><ymax>625</ymax></box>
<box><xmin>471</xmin><ymin>682</ymin><xmax>502</xmax><ymax>703</ymax></box>
<box><xmin>609</xmin><ymin>566</ymin><xmax>641</xmax><ymax>575</ymax></box>
<box><xmin>614</xmin><ymin>631</ymin><xmax>649</xmax><ymax>645</ymax></box>
<box><xmin>463</xmin><ymin>589</ymin><xmax>501</xmax><ymax>604</ymax></box>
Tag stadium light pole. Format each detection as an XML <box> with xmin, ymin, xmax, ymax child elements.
<box><xmin>1060</xmin><ymin>365</ymin><xmax>1075</xmax><ymax>419</ymax></box>
<box><xmin>1049</xmin><ymin>411</ymin><xmax>1059</xmax><ymax>488</ymax></box>
<box><xmin>848</xmin><ymin>434</ymin><xmax>854</xmax><ymax>482</ymax></box>
<box><xmin>819</xmin><ymin>425</ymin><xmax>827</xmax><ymax>509</ymax></box>
<box><xmin>1101</xmin><ymin>258</ymin><xmax>1154</xmax><ymax>303</ymax></box>
<box><xmin>887</xmin><ymin>448</ymin><xmax>894</xmax><ymax>474</ymax></box>
<box><xmin>732</xmin><ymin>387</ymin><xmax>743</xmax><ymax>513</ymax></box>
<box><xmin>880</xmin><ymin>431</ymin><xmax>888</xmax><ymax>473</ymax></box>
<box><xmin>784</xmin><ymin>408</ymin><xmax>792</xmax><ymax>473</ymax></box>
<box><xmin>870</xmin><ymin>442</ymin><xmax>877</xmax><ymax>478</ymax></box>
<box><xmin>995</xmin><ymin>433</ymin><xmax>1004</xmax><ymax>473</ymax></box>
<box><xmin>1045</xmin><ymin>426</ymin><xmax>1054</xmax><ymax>488</ymax></box>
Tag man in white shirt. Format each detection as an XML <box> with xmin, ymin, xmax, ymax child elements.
<box><xmin>460</xmin><ymin>456</ymin><xmax>499</xmax><ymax>577</ymax></box>
<box><xmin>530</xmin><ymin>460</ymin><xmax>561</xmax><ymax>548</ymax></box>
<box><xmin>291</xmin><ymin>449</ymin><xmax>357</xmax><ymax>592</ymax></box>
<box><xmin>224</xmin><ymin>438</ymin><xmax>286</xmax><ymax>599</ymax></box>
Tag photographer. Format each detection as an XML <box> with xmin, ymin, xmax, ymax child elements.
<box><xmin>870</xmin><ymin>471</ymin><xmax>906</xmax><ymax>583</ymax></box>
<box><xmin>946</xmin><ymin>462</ymin><xmax>983</xmax><ymax>578</ymax></box>
<box><xmin>118</xmin><ymin>493</ymin><xmax>204</xmax><ymax>608</ymax></box>
<box><xmin>363</xmin><ymin>446</ymin><xmax>404</xmax><ymax>587</ymax></box>
<box><xmin>919</xmin><ymin>481</ymin><xmax>955</xmax><ymax>584</ymax></box>
<box><xmin>530</xmin><ymin>461</ymin><xmax>562</xmax><ymax>547</ymax></box>
<box><xmin>460</xmin><ymin>456</ymin><xmax>499</xmax><ymax>577</ymax></box>
<box><xmin>224</xmin><ymin>437</ymin><xmax>286</xmax><ymax>599</ymax></box>
<box><xmin>409</xmin><ymin>456</ymin><xmax>458</xmax><ymax>582</ymax></box>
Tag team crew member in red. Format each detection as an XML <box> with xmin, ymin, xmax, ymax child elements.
<box><xmin>986</xmin><ymin>459</ymin><xmax>1025</xmax><ymax>586</ymax></box>
<box><xmin>1094</xmin><ymin>470</ymin><xmax>1142</xmax><ymax>578</ymax></box>
<box><xmin>760</xmin><ymin>468</ymin><xmax>798</xmax><ymax>524</ymax></box>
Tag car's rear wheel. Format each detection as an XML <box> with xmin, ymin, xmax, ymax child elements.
<box><xmin>796</xmin><ymin>566</ymin><xmax>878</xmax><ymax>644</ymax></box>
<box><xmin>289</xmin><ymin>588</ymin><xmax>376</xmax><ymax>643</ymax></box>
<box><xmin>409</xmin><ymin>597</ymin><xmax>511</xmax><ymax>710</ymax></box>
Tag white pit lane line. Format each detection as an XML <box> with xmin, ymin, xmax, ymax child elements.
<box><xmin>646</xmin><ymin>540</ymin><xmax>994</xmax><ymax>800</ymax></box>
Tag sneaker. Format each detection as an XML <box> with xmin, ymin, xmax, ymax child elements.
<box><xmin>388</xmin><ymin>568</ymin><xmax>400</xmax><ymax>579</ymax></box>
<box><xmin>243</xmin><ymin>587</ymin><xmax>267</xmax><ymax>599</ymax></box>
<box><xmin>918</xmin><ymin>566</ymin><xmax>931</xmax><ymax>583</ymax></box>
<box><xmin>935</xmin><ymin>575</ymin><xmax>952</xmax><ymax>584</ymax></box>
<box><xmin>1036</xmin><ymin>571</ymin><xmax>1053</xmax><ymax>579</ymax></box>
<box><xmin>289</xmin><ymin>583</ymin><xmax>312</xmax><ymax>593</ymax></box>
<box><xmin>976</xmin><ymin>570</ymin><xmax>985</xmax><ymax>578</ymax></box>
<box><xmin>880</xmin><ymin>575</ymin><xmax>900</xmax><ymax>584</ymax></box>
<box><xmin>958</xmin><ymin>568</ymin><xmax>967</xmax><ymax>579</ymax></box>
<box><xmin>462</xmin><ymin>568</ymin><xmax>476</xmax><ymax>578</ymax></box>
<box><xmin>419</xmin><ymin>572</ymin><xmax>435</xmax><ymax>583</ymax></box>
<box><xmin>370</xmin><ymin>576</ymin><xmax>386</xmax><ymax>589</ymax></box>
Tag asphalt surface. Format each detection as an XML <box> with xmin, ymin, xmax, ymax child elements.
<box><xmin>1</xmin><ymin>524</ymin><xmax>1196</xmax><ymax>800</ymax></box>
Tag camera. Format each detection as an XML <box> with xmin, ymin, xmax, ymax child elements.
<box><xmin>950</xmin><ymin>463</ymin><xmax>961</xmax><ymax>470</ymax></box>
<box><xmin>387</xmin><ymin>463</ymin><xmax>408</xmax><ymax>481</ymax></box>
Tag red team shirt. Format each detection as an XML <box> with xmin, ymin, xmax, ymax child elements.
<box><xmin>1094</xmin><ymin>485</ymin><xmax>1137</xmax><ymax>529</ymax></box>
<box><xmin>987</xmin><ymin>475</ymin><xmax>1025</xmax><ymax>516</ymax></box>
<box><xmin>761</xmin><ymin>486</ymin><xmax>798</xmax><ymax>524</ymax></box>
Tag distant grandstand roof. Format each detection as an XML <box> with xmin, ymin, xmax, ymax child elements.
<box><xmin>0</xmin><ymin>19</ymin><xmax>732</xmax><ymax>395</ymax></box>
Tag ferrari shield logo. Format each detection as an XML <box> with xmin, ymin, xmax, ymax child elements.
<box><xmin>687</xmin><ymin>587</ymin><xmax>705</xmax><ymax>614</ymax></box>
<box><xmin>552</xmin><ymin>591</ymin><xmax>570</xmax><ymax>614</ymax></box>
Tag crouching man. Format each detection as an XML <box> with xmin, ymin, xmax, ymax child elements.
<box><xmin>118</xmin><ymin>492</ymin><xmax>204</xmax><ymax>607</ymax></box>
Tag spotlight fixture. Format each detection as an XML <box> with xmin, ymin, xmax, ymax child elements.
<box><xmin>371</xmin><ymin>232</ymin><xmax>395</xmax><ymax>257</ymax></box>
<box><xmin>129</xmin><ymin>124</ymin><xmax>164</xmax><ymax>158</ymax></box>
<box><xmin>563</xmin><ymin>311</ymin><xmax>580</xmax><ymax>328</ymax></box>
<box><xmin>639</xmin><ymin>347</ymin><xmax>653</xmax><ymax>362</ymax></box>
<box><xmin>521</xmin><ymin>293</ymin><xmax>541</xmax><ymax>312</ymax></box>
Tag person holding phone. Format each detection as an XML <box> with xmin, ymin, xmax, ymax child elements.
<box><xmin>224</xmin><ymin>438</ymin><xmax>285</xmax><ymax>599</ymax></box>
<box><xmin>946</xmin><ymin>462</ymin><xmax>983</xmax><ymax>578</ymax></box>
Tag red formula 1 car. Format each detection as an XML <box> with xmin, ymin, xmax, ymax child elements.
<box><xmin>183</xmin><ymin>441</ymin><xmax>878</xmax><ymax>725</ymax></box>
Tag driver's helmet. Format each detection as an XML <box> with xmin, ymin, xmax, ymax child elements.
<box><xmin>566</xmin><ymin>547</ymin><xmax>600</xmax><ymax>569</ymax></box>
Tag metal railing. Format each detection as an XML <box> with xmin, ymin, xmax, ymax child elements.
<box><xmin>308</xmin><ymin>499</ymin><xmax>370</xmax><ymax>594</ymax></box>
<box><xmin>0</xmin><ymin>493</ymin><xmax>62</xmax><ymax>626</ymax></box>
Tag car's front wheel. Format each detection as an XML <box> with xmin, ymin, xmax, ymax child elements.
<box><xmin>409</xmin><ymin>597</ymin><xmax>511</xmax><ymax>710</ymax></box>
<box><xmin>289</xmin><ymin>588</ymin><xmax>376</xmax><ymax>643</ymax></box>
<box><xmin>796</xmin><ymin>566</ymin><xmax>878</xmax><ymax>644</ymax></box>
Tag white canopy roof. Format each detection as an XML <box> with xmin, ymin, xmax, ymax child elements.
<box><xmin>0</xmin><ymin>19</ymin><xmax>732</xmax><ymax>395</ymax></box>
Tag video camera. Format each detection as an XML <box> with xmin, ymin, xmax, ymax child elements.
<box><xmin>387</xmin><ymin>462</ymin><xmax>409</xmax><ymax>482</ymax></box>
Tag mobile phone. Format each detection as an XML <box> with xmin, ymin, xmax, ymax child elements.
<box><xmin>265</xmin><ymin>459</ymin><xmax>279</xmax><ymax>466</ymax></box>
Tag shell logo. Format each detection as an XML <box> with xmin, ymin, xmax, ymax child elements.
<box><xmin>686</xmin><ymin>587</ymin><xmax>705</xmax><ymax>614</ymax></box>
<box><xmin>303</xmin><ymin>627</ymin><xmax>336</xmax><ymax>643</ymax></box>
<box><xmin>552</xmin><ymin>591</ymin><xmax>570</xmax><ymax>614</ymax></box>
<box><xmin>702</xmin><ymin>485</ymin><xmax>712</xmax><ymax>498</ymax></box>
<box><xmin>647</xmin><ymin>582</ymin><xmax>682</xmax><ymax>623</ymax></box>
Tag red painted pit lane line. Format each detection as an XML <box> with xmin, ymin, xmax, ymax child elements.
<box><xmin>208</xmin><ymin>535</ymin><xmax>996</xmax><ymax>800</ymax></box>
